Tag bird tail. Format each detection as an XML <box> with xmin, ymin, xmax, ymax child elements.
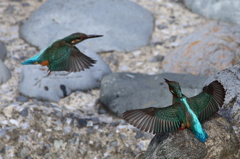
<box><xmin>21</xmin><ymin>54</ymin><xmax>41</xmax><ymax>65</ymax></box>
<box><xmin>194</xmin><ymin>129</ymin><xmax>208</xmax><ymax>142</ymax></box>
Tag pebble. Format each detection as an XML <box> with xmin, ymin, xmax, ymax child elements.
<box><xmin>16</xmin><ymin>96</ymin><xmax>28</xmax><ymax>102</ymax></box>
<box><xmin>54</xmin><ymin>140</ymin><xmax>63</xmax><ymax>150</ymax></box>
<box><xmin>98</xmin><ymin>109</ymin><xmax>106</xmax><ymax>114</ymax></box>
<box><xmin>0</xmin><ymin>129</ymin><xmax>6</xmax><ymax>138</ymax></box>
<box><xmin>135</xmin><ymin>132</ymin><xmax>144</xmax><ymax>139</ymax></box>
<box><xmin>64</xmin><ymin>127</ymin><xmax>71</xmax><ymax>134</ymax></box>
<box><xmin>110</xmin><ymin>140</ymin><xmax>118</xmax><ymax>147</ymax></box>
<box><xmin>9</xmin><ymin>119</ymin><xmax>19</xmax><ymax>127</ymax></box>
<box><xmin>20</xmin><ymin>107</ymin><xmax>28</xmax><ymax>116</ymax></box>
<box><xmin>20</xmin><ymin>122</ymin><xmax>30</xmax><ymax>129</ymax></box>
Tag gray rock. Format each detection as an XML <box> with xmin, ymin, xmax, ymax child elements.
<box><xmin>20</xmin><ymin>108</ymin><xmax>28</xmax><ymax>117</ymax></box>
<box><xmin>143</xmin><ymin>114</ymin><xmax>239</xmax><ymax>159</ymax></box>
<box><xmin>0</xmin><ymin>60</ymin><xmax>11</xmax><ymax>85</ymax></box>
<box><xmin>184</xmin><ymin>0</ymin><xmax>240</xmax><ymax>25</ymax></box>
<box><xmin>19</xmin><ymin>51</ymin><xmax>111</xmax><ymax>102</ymax></box>
<box><xmin>206</xmin><ymin>65</ymin><xmax>240</xmax><ymax>125</ymax></box>
<box><xmin>162</xmin><ymin>21</ymin><xmax>240</xmax><ymax>76</ymax></box>
<box><xmin>0</xmin><ymin>41</ymin><xmax>7</xmax><ymax>61</ymax></box>
<box><xmin>16</xmin><ymin>96</ymin><xmax>28</xmax><ymax>102</ymax></box>
<box><xmin>20</xmin><ymin>0</ymin><xmax>154</xmax><ymax>52</ymax></box>
<box><xmin>100</xmin><ymin>72</ymin><xmax>207</xmax><ymax>116</ymax></box>
<box><xmin>0</xmin><ymin>128</ymin><xmax>6</xmax><ymax>138</ymax></box>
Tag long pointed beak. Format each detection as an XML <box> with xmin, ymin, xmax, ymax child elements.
<box><xmin>164</xmin><ymin>78</ymin><xmax>170</xmax><ymax>83</ymax></box>
<box><xmin>86</xmin><ymin>34</ymin><xmax>103</xmax><ymax>39</ymax></box>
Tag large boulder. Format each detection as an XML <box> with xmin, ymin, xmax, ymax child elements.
<box><xmin>184</xmin><ymin>0</ymin><xmax>240</xmax><ymax>25</ymax></box>
<box><xmin>206</xmin><ymin>65</ymin><xmax>240</xmax><ymax>125</ymax></box>
<box><xmin>162</xmin><ymin>21</ymin><xmax>239</xmax><ymax>76</ymax></box>
<box><xmin>20</xmin><ymin>0</ymin><xmax>154</xmax><ymax>52</ymax></box>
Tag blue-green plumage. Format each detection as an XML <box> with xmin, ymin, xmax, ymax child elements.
<box><xmin>123</xmin><ymin>79</ymin><xmax>225</xmax><ymax>142</ymax></box>
<box><xmin>22</xmin><ymin>32</ymin><xmax>103</xmax><ymax>75</ymax></box>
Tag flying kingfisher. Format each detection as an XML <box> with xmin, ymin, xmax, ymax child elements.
<box><xmin>22</xmin><ymin>32</ymin><xmax>103</xmax><ymax>75</ymax></box>
<box><xmin>123</xmin><ymin>79</ymin><xmax>225</xmax><ymax>142</ymax></box>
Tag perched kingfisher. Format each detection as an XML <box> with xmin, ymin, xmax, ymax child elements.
<box><xmin>22</xmin><ymin>32</ymin><xmax>103</xmax><ymax>75</ymax></box>
<box><xmin>123</xmin><ymin>79</ymin><xmax>225</xmax><ymax>142</ymax></box>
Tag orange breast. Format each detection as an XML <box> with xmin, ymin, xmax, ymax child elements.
<box><xmin>39</xmin><ymin>60</ymin><xmax>49</xmax><ymax>66</ymax></box>
<box><xmin>186</xmin><ymin>122</ymin><xmax>191</xmax><ymax>128</ymax></box>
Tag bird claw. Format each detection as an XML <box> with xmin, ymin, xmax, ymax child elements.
<box><xmin>179</xmin><ymin>123</ymin><xmax>185</xmax><ymax>130</ymax></box>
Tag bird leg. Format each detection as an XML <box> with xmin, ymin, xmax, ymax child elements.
<box><xmin>179</xmin><ymin>123</ymin><xmax>185</xmax><ymax>130</ymax></box>
<box><xmin>47</xmin><ymin>69</ymin><xmax>51</xmax><ymax>76</ymax></box>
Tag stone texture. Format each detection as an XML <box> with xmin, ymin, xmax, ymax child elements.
<box><xmin>143</xmin><ymin>114</ymin><xmax>239</xmax><ymax>159</ymax></box>
<box><xmin>20</xmin><ymin>0</ymin><xmax>154</xmax><ymax>52</ymax></box>
<box><xmin>162</xmin><ymin>21</ymin><xmax>239</xmax><ymax>76</ymax></box>
<box><xmin>100</xmin><ymin>72</ymin><xmax>207</xmax><ymax>117</ymax></box>
<box><xmin>0</xmin><ymin>60</ymin><xmax>11</xmax><ymax>85</ymax></box>
<box><xmin>19</xmin><ymin>51</ymin><xmax>111</xmax><ymax>102</ymax></box>
<box><xmin>205</xmin><ymin>64</ymin><xmax>240</xmax><ymax>125</ymax></box>
<box><xmin>0</xmin><ymin>41</ymin><xmax>11</xmax><ymax>85</ymax></box>
<box><xmin>0</xmin><ymin>41</ymin><xmax>7</xmax><ymax>61</ymax></box>
<box><xmin>184</xmin><ymin>0</ymin><xmax>240</xmax><ymax>25</ymax></box>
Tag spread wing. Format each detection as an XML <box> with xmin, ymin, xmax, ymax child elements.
<box><xmin>188</xmin><ymin>81</ymin><xmax>225</xmax><ymax>121</ymax></box>
<box><xmin>65</xmin><ymin>46</ymin><xmax>96</xmax><ymax>72</ymax></box>
<box><xmin>44</xmin><ymin>40</ymin><xmax>96</xmax><ymax>72</ymax></box>
<box><xmin>122</xmin><ymin>104</ymin><xmax>183</xmax><ymax>134</ymax></box>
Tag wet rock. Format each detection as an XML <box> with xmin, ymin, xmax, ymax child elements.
<box><xmin>20</xmin><ymin>0</ymin><xmax>154</xmax><ymax>52</ymax></box>
<box><xmin>100</xmin><ymin>72</ymin><xmax>207</xmax><ymax>116</ymax></box>
<box><xmin>184</xmin><ymin>0</ymin><xmax>240</xmax><ymax>25</ymax></box>
<box><xmin>162</xmin><ymin>21</ymin><xmax>239</xmax><ymax>76</ymax></box>
<box><xmin>19</xmin><ymin>51</ymin><xmax>111</xmax><ymax>102</ymax></box>
<box><xmin>206</xmin><ymin>65</ymin><xmax>240</xmax><ymax>125</ymax></box>
<box><xmin>143</xmin><ymin>114</ymin><xmax>239</xmax><ymax>159</ymax></box>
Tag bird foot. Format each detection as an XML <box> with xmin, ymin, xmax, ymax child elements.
<box><xmin>178</xmin><ymin>123</ymin><xmax>185</xmax><ymax>130</ymax></box>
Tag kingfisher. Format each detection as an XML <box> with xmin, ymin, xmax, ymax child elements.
<box><xmin>22</xmin><ymin>32</ymin><xmax>103</xmax><ymax>75</ymax></box>
<box><xmin>123</xmin><ymin>79</ymin><xmax>225</xmax><ymax>142</ymax></box>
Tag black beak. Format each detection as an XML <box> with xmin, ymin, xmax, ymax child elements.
<box><xmin>164</xmin><ymin>78</ymin><xmax>170</xmax><ymax>83</ymax></box>
<box><xmin>86</xmin><ymin>34</ymin><xmax>103</xmax><ymax>39</ymax></box>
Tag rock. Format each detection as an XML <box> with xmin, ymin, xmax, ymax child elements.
<box><xmin>0</xmin><ymin>60</ymin><xmax>11</xmax><ymax>85</ymax></box>
<box><xmin>205</xmin><ymin>65</ymin><xmax>240</xmax><ymax>125</ymax></box>
<box><xmin>100</xmin><ymin>72</ymin><xmax>207</xmax><ymax>116</ymax></box>
<box><xmin>184</xmin><ymin>0</ymin><xmax>240</xmax><ymax>25</ymax></box>
<box><xmin>20</xmin><ymin>0</ymin><xmax>154</xmax><ymax>52</ymax></box>
<box><xmin>162</xmin><ymin>21</ymin><xmax>240</xmax><ymax>76</ymax></box>
<box><xmin>143</xmin><ymin>114</ymin><xmax>239</xmax><ymax>159</ymax></box>
<box><xmin>0</xmin><ymin>41</ymin><xmax>11</xmax><ymax>85</ymax></box>
<box><xmin>19</xmin><ymin>51</ymin><xmax>111</xmax><ymax>102</ymax></box>
<box><xmin>20</xmin><ymin>108</ymin><xmax>28</xmax><ymax>117</ymax></box>
<box><xmin>0</xmin><ymin>41</ymin><xmax>7</xmax><ymax>61</ymax></box>
<box><xmin>16</xmin><ymin>96</ymin><xmax>28</xmax><ymax>102</ymax></box>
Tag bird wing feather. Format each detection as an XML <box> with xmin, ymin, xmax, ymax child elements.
<box><xmin>122</xmin><ymin>104</ymin><xmax>183</xmax><ymax>134</ymax></box>
<box><xmin>187</xmin><ymin>81</ymin><xmax>225</xmax><ymax>121</ymax></box>
<box><xmin>65</xmin><ymin>46</ymin><xmax>96</xmax><ymax>72</ymax></box>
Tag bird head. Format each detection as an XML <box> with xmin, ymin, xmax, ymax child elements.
<box><xmin>64</xmin><ymin>32</ymin><xmax>103</xmax><ymax>45</ymax></box>
<box><xmin>164</xmin><ymin>78</ymin><xmax>183</xmax><ymax>98</ymax></box>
